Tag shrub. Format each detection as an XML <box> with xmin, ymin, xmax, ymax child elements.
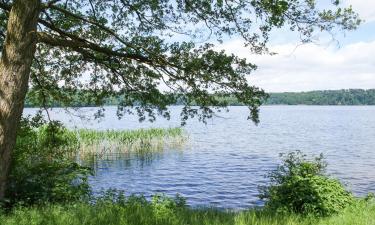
<box><xmin>90</xmin><ymin>190</ymin><xmax>187</xmax><ymax>224</ymax></box>
<box><xmin>4</xmin><ymin>113</ymin><xmax>91</xmax><ymax>207</ymax></box>
<box><xmin>259</xmin><ymin>151</ymin><xmax>354</xmax><ymax>216</ymax></box>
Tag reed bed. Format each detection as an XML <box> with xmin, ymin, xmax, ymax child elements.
<box><xmin>68</xmin><ymin>128</ymin><xmax>187</xmax><ymax>157</ymax></box>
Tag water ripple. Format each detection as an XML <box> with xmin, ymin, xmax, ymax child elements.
<box><xmin>24</xmin><ymin>106</ymin><xmax>375</xmax><ymax>209</ymax></box>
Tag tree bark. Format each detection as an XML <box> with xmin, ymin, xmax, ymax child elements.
<box><xmin>0</xmin><ymin>0</ymin><xmax>41</xmax><ymax>200</ymax></box>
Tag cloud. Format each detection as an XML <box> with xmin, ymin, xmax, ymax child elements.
<box><xmin>218</xmin><ymin>39</ymin><xmax>375</xmax><ymax>92</ymax></box>
<box><xmin>344</xmin><ymin>0</ymin><xmax>375</xmax><ymax>23</ymax></box>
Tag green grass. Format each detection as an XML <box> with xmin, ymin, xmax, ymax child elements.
<box><xmin>67</xmin><ymin>128</ymin><xmax>186</xmax><ymax>157</ymax></box>
<box><xmin>1</xmin><ymin>199</ymin><xmax>374</xmax><ymax>225</ymax></box>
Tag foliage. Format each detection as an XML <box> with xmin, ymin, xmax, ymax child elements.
<box><xmin>25</xmin><ymin>89</ymin><xmax>375</xmax><ymax>108</ymax></box>
<box><xmin>266</xmin><ymin>89</ymin><xmax>375</xmax><ymax>105</ymax></box>
<box><xmin>0</xmin><ymin>0</ymin><xmax>361</xmax><ymax>124</ymax></box>
<box><xmin>204</xmin><ymin>89</ymin><xmax>375</xmax><ymax>106</ymax></box>
<box><xmin>4</xmin><ymin>114</ymin><xmax>91</xmax><ymax>207</ymax></box>
<box><xmin>0</xmin><ymin>195</ymin><xmax>374</xmax><ymax>225</ymax></box>
<box><xmin>259</xmin><ymin>151</ymin><xmax>354</xmax><ymax>216</ymax></box>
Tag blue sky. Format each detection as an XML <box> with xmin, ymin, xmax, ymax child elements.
<box><xmin>218</xmin><ymin>0</ymin><xmax>375</xmax><ymax>92</ymax></box>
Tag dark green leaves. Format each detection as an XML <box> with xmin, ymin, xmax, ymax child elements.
<box><xmin>6</xmin><ymin>115</ymin><xmax>91</xmax><ymax>207</ymax></box>
<box><xmin>3</xmin><ymin>0</ymin><xmax>359</xmax><ymax>124</ymax></box>
<box><xmin>259</xmin><ymin>151</ymin><xmax>354</xmax><ymax>216</ymax></box>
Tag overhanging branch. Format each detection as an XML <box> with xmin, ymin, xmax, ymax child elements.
<box><xmin>37</xmin><ymin>32</ymin><xmax>153</xmax><ymax>64</ymax></box>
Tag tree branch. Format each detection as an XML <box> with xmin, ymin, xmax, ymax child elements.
<box><xmin>37</xmin><ymin>32</ymin><xmax>153</xmax><ymax>64</ymax></box>
<box><xmin>43</xmin><ymin>0</ymin><xmax>63</xmax><ymax>9</ymax></box>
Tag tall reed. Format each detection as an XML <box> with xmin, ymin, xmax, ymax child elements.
<box><xmin>68</xmin><ymin>128</ymin><xmax>187</xmax><ymax>158</ymax></box>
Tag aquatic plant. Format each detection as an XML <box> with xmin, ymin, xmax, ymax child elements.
<box><xmin>71</xmin><ymin>127</ymin><xmax>187</xmax><ymax>157</ymax></box>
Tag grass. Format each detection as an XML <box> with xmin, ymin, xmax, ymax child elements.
<box><xmin>1</xmin><ymin>197</ymin><xmax>374</xmax><ymax>225</ymax></box>
<box><xmin>66</xmin><ymin>127</ymin><xmax>186</xmax><ymax>157</ymax></box>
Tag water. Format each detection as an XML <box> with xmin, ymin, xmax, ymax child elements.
<box><xmin>23</xmin><ymin>106</ymin><xmax>375</xmax><ymax>209</ymax></box>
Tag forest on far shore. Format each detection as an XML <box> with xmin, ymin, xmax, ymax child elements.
<box><xmin>266</xmin><ymin>89</ymin><xmax>375</xmax><ymax>105</ymax></box>
<box><xmin>24</xmin><ymin>89</ymin><xmax>375</xmax><ymax>108</ymax></box>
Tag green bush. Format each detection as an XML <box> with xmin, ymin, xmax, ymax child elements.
<box><xmin>259</xmin><ymin>151</ymin><xmax>354</xmax><ymax>216</ymax></box>
<box><xmin>5</xmin><ymin>114</ymin><xmax>91</xmax><ymax>207</ymax></box>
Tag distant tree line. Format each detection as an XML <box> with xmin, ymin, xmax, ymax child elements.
<box><xmin>24</xmin><ymin>89</ymin><xmax>375</xmax><ymax>108</ymax></box>
<box><xmin>266</xmin><ymin>89</ymin><xmax>375</xmax><ymax>105</ymax></box>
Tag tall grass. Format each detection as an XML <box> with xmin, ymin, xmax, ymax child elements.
<box><xmin>1</xmin><ymin>197</ymin><xmax>374</xmax><ymax>225</ymax></box>
<box><xmin>70</xmin><ymin>128</ymin><xmax>187</xmax><ymax>158</ymax></box>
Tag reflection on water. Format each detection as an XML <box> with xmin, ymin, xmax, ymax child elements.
<box><xmin>24</xmin><ymin>106</ymin><xmax>375</xmax><ymax>209</ymax></box>
<box><xmin>79</xmin><ymin>136</ymin><xmax>187</xmax><ymax>174</ymax></box>
<box><xmin>82</xmin><ymin>150</ymin><xmax>169</xmax><ymax>173</ymax></box>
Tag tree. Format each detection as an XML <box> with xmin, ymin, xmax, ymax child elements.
<box><xmin>0</xmin><ymin>0</ymin><xmax>360</xmax><ymax>200</ymax></box>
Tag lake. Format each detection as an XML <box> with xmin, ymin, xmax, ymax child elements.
<box><xmin>23</xmin><ymin>106</ymin><xmax>375</xmax><ymax>209</ymax></box>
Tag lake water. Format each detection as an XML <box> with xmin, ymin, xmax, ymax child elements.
<box><xmin>24</xmin><ymin>106</ymin><xmax>375</xmax><ymax>209</ymax></box>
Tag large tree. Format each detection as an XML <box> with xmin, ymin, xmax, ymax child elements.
<box><xmin>0</xmin><ymin>0</ymin><xmax>360</xmax><ymax>200</ymax></box>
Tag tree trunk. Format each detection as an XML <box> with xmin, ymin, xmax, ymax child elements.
<box><xmin>0</xmin><ymin>0</ymin><xmax>40</xmax><ymax>200</ymax></box>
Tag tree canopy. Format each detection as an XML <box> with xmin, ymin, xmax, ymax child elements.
<box><xmin>0</xmin><ymin>0</ymin><xmax>361</xmax><ymax>124</ymax></box>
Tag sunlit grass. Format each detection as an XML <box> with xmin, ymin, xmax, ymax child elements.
<box><xmin>1</xmin><ymin>197</ymin><xmax>374</xmax><ymax>225</ymax></box>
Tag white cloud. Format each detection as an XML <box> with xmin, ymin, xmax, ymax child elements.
<box><xmin>218</xmin><ymin>39</ymin><xmax>375</xmax><ymax>92</ymax></box>
<box><xmin>344</xmin><ymin>0</ymin><xmax>375</xmax><ymax>22</ymax></box>
<box><xmin>212</xmin><ymin>1</ymin><xmax>375</xmax><ymax>92</ymax></box>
